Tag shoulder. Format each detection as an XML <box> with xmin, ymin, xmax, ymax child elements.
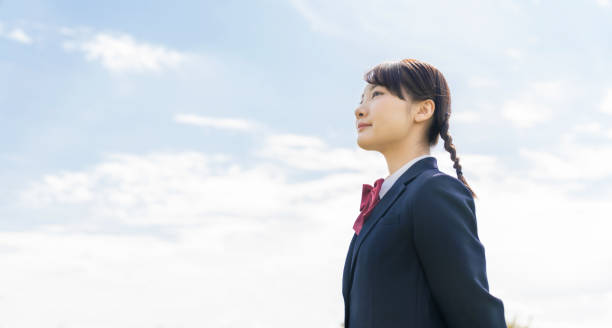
<box><xmin>411</xmin><ymin>170</ymin><xmax>476</xmax><ymax>221</ymax></box>
<box><xmin>412</xmin><ymin>170</ymin><xmax>476</xmax><ymax>230</ymax></box>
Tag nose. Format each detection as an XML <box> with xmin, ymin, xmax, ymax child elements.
<box><xmin>355</xmin><ymin>104</ymin><xmax>366</xmax><ymax>119</ymax></box>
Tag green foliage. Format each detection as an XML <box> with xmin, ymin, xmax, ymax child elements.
<box><xmin>507</xmin><ymin>315</ymin><xmax>532</xmax><ymax>328</ymax></box>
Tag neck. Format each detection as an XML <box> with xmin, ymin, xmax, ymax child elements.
<box><xmin>380</xmin><ymin>138</ymin><xmax>430</xmax><ymax>178</ymax></box>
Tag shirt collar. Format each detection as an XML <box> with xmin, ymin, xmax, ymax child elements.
<box><xmin>379</xmin><ymin>154</ymin><xmax>436</xmax><ymax>199</ymax></box>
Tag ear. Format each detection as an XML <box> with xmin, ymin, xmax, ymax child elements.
<box><xmin>413</xmin><ymin>99</ymin><xmax>435</xmax><ymax>123</ymax></box>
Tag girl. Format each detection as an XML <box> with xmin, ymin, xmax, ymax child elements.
<box><xmin>342</xmin><ymin>59</ymin><xmax>506</xmax><ymax>328</ymax></box>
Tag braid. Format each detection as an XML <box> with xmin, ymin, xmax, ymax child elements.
<box><xmin>439</xmin><ymin>113</ymin><xmax>478</xmax><ymax>199</ymax></box>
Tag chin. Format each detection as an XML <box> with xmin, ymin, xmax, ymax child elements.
<box><xmin>356</xmin><ymin>136</ymin><xmax>378</xmax><ymax>151</ymax></box>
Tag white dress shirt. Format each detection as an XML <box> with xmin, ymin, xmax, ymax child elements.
<box><xmin>378</xmin><ymin>154</ymin><xmax>436</xmax><ymax>199</ymax></box>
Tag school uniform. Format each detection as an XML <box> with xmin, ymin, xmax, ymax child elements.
<box><xmin>342</xmin><ymin>155</ymin><xmax>506</xmax><ymax>328</ymax></box>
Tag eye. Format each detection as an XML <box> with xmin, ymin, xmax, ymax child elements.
<box><xmin>359</xmin><ymin>91</ymin><xmax>383</xmax><ymax>104</ymax></box>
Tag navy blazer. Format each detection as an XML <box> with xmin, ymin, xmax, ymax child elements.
<box><xmin>342</xmin><ymin>156</ymin><xmax>506</xmax><ymax>328</ymax></box>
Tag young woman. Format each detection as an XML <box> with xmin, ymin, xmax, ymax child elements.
<box><xmin>342</xmin><ymin>59</ymin><xmax>507</xmax><ymax>328</ymax></box>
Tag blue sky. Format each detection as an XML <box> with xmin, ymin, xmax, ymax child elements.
<box><xmin>2</xmin><ymin>0</ymin><xmax>612</xmax><ymax>327</ymax></box>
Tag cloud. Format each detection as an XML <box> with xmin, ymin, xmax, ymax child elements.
<box><xmin>510</xmin><ymin>120</ymin><xmax>612</xmax><ymax>181</ymax></box>
<box><xmin>505</xmin><ymin>47</ymin><xmax>525</xmax><ymax>60</ymax></box>
<box><xmin>595</xmin><ymin>0</ymin><xmax>611</xmax><ymax>7</ymax></box>
<box><xmin>17</xmin><ymin>139</ymin><xmax>376</xmax><ymax>227</ymax></box>
<box><xmin>431</xmin><ymin>151</ymin><xmax>612</xmax><ymax>328</ymax></box>
<box><xmin>452</xmin><ymin>110</ymin><xmax>481</xmax><ymax>123</ymax></box>
<box><xmin>62</xmin><ymin>32</ymin><xmax>190</xmax><ymax>73</ymax></box>
<box><xmin>600</xmin><ymin>86</ymin><xmax>612</xmax><ymax>115</ymax></box>
<box><xmin>6</xmin><ymin>28</ymin><xmax>32</xmax><ymax>44</ymax></box>
<box><xmin>0</xmin><ymin>25</ymin><xmax>33</xmax><ymax>44</ymax></box>
<box><xmin>11</xmin><ymin>133</ymin><xmax>385</xmax><ymax>327</ymax></box>
<box><xmin>563</xmin><ymin>121</ymin><xmax>612</xmax><ymax>140</ymax></box>
<box><xmin>500</xmin><ymin>99</ymin><xmax>551</xmax><ymax>128</ymax></box>
<box><xmin>472</xmin><ymin>169</ymin><xmax>612</xmax><ymax>328</ymax></box>
<box><xmin>11</xmin><ymin>131</ymin><xmax>612</xmax><ymax>327</ymax></box>
<box><xmin>0</xmin><ymin>210</ymin><xmax>352</xmax><ymax>327</ymax></box>
<box><xmin>174</xmin><ymin>114</ymin><xmax>260</xmax><ymax>131</ymax></box>
<box><xmin>500</xmin><ymin>80</ymin><xmax>570</xmax><ymax>128</ymax></box>
<box><xmin>518</xmin><ymin>130</ymin><xmax>612</xmax><ymax>181</ymax></box>
<box><xmin>255</xmin><ymin>133</ymin><xmax>381</xmax><ymax>171</ymax></box>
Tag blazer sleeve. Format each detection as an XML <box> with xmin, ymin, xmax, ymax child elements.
<box><xmin>412</xmin><ymin>174</ymin><xmax>506</xmax><ymax>328</ymax></box>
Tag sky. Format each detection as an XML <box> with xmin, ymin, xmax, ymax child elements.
<box><xmin>1</xmin><ymin>0</ymin><xmax>612</xmax><ymax>327</ymax></box>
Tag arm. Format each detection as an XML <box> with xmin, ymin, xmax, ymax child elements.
<box><xmin>412</xmin><ymin>174</ymin><xmax>506</xmax><ymax>328</ymax></box>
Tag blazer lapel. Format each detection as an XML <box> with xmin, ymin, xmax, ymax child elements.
<box><xmin>349</xmin><ymin>156</ymin><xmax>438</xmax><ymax>279</ymax></box>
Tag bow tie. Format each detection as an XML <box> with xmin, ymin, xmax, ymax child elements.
<box><xmin>353</xmin><ymin>178</ymin><xmax>384</xmax><ymax>235</ymax></box>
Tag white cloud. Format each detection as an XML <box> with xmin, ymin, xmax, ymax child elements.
<box><xmin>3</xmin><ymin>3</ymin><xmax>612</xmax><ymax>327</ymax></box>
<box><xmin>0</xmin><ymin>26</ymin><xmax>33</xmax><ymax>44</ymax></box>
<box><xmin>63</xmin><ymin>32</ymin><xmax>189</xmax><ymax>73</ymax></box>
<box><xmin>12</xmin><ymin>134</ymin><xmax>384</xmax><ymax>327</ymax></box>
<box><xmin>595</xmin><ymin>0</ymin><xmax>611</xmax><ymax>7</ymax></box>
<box><xmin>7</xmin><ymin>28</ymin><xmax>32</xmax><ymax>44</ymax></box>
<box><xmin>501</xmin><ymin>80</ymin><xmax>570</xmax><ymax>128</ymax></box>
<box><xmin>433</xmin><ymin>151</ymin><xmax>612</xmax><ymax>328</ymax></box>
<box><xmin>17</xmin><ymin>144</ymin><xmax>375</xmax><ymax>226</ymax></box>
<box><xmin>255</xmin><ymin>133</ymin><xmax>382</xmax><ymax>172</ymax></box>
<box><xmin>174</xmin><ymin>114</ymin><xmax>259</xmax><ymax>131</ymax></box>
<box><xmin>563</xmin><ymin>121</ymin><xmax>612</xmax><ymax>141</ymax></box>
<box><xmin>12</xmin><ymin>127</ymin><xmax>612</xmax><ymax>327</ymax></box>
<box><xmin>600</xmin><ymin>86</ymin><xmax>612</xmax><ymax>115</ymax></box>
<box><xmin>571</xmin><ymin>121</ymin><xmax>605</xmax><ymax>135</ymax></box>
<box><xmin>473</xmin><ymin>173</ymin><xmax>612</xmax><ymax>328</ymax></box>
<box><xmin>519</xmin><ymin>135</ymin><xmax>612</xmax><ymax>181</ymax></box>
<box><xmin>505</xmin><ymin>47</ymin><xmax>524</xmax><ymax>60</ymax></box>
<box><xmin>452</xmin><ymin>110</ymin><xmax>481</xmax><ymax>123</ymax></box>
<box><xmin>510</xmin><ymin>119</ymin><xmax>612</xmax><ymax>182</ymax></box>
<box><xmin>500</xmin><ymin>99</ymin><xmax>551</xmax><ymax>128</ymax></box>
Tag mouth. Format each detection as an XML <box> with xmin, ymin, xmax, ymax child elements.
<box><xmin>357</xmin><ymin>125</ymin><xmax>371</xmax><ymax>131</ymax></box>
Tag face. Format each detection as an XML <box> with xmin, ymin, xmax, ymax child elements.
<box><xmin>354</xmin><ymin>83</ymin><xmax>415</xmax><ymax>152</ymax></box>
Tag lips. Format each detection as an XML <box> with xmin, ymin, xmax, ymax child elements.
<box><xmin>357</xmin><ymin>123</ymin><xmax>372</xmax><ymax>129</ymax></box>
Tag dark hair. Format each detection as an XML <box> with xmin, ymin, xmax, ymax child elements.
<box><xmin>363</xmin><ymin>58</ymin><xmax>477</xmax><ymax>199</ymax></box>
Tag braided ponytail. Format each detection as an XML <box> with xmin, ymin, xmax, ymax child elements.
<box><xmin>439</xmin><ymin>112</ymin><xmax>477</xmax><ymax>199</ymax></box>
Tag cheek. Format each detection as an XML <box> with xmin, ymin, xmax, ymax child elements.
<box><xmin>380</xmin><ymin>120</ymin><xmax>406</xmax><ymax>138</ymax></box>
<box><xmin>374</xmin><ymin>103</ymin><xmax>409</xmax><ymax>130</ymax></box>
